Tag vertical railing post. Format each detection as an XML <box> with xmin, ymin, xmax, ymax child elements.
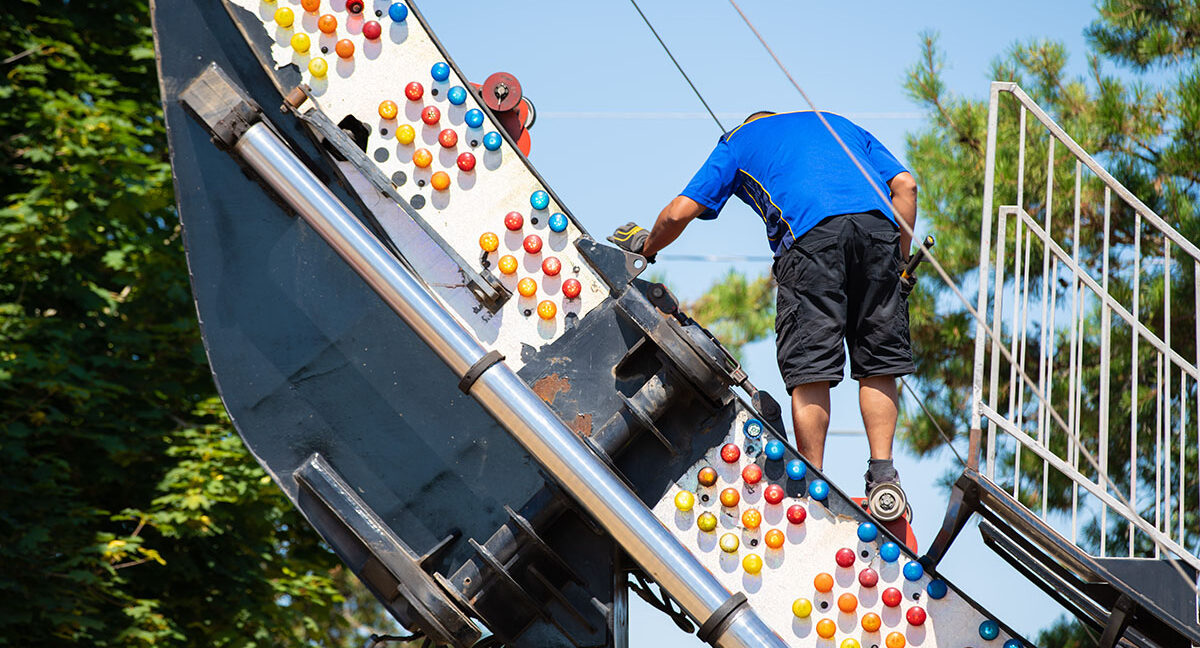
<box><xmin>971</xmin><ymin>83</ymin><xmax>1004</xmax><ymax>472</ymax></box>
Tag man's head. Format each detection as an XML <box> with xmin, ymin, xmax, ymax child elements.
<box><xmin>744</xmin><ymin>111</ymin><xmax>776</xmax><ymax>124</ymax></box>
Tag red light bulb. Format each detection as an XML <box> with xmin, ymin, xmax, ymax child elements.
<box><xmin>562</xmin><ymin>278</ymin><xmax>581</xmax><ymax>299</ymax></box>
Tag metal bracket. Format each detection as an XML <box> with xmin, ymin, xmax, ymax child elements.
<box><xmin>283</xmin><ymin>85</ymin><xmax>510</xmax><ymax>312</ymax></box>
<box><xmin>616</xmin><ymin>391</ymin><xmax>677</xmax><ymax>455</ymax></box>
<box><xmin>574</xmin><ymin>237</ymin><xmax>647</xmax><ymax>294</ymax></box>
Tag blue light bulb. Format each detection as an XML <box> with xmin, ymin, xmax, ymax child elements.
<box><xmin>388</xmin><ymin>3</ymin><xmax>408</xmax><ymax>22</ymax></box>
<box><xmin>785</xmin><ymin>460</ymin><xmax>806</xmax><ymax>480</ymax></box>
<box><xmin>530</xmin><ymin>190</ymin><xmax>550</xmax><ymax>210</ymax></box>
<box><xmin>1003</xmin><ymin>639</ymin><xmax>1022</xmax><ymax>648</ymax></box>
<box><xmin>764</xmin><ymin>439</ymin><xmax>785</xmax><ymax>461</ymax></box>
<box><xmin>548</xmin><ymin>213</ymin><xmax>568</xmax><ymax>233</ymax></box>
<box><xmin>979</xmin><ymin>620</ymin><xmax>1000</xmax><ymax>641</ymax></box>
<box><xmin>879</xmin><ymin>541</ymin><xmax>900</xmax><ymax>563</ymax></box>
<box><xmin>926</xmin><ymin>579</ymin><xmax>948</xmax><ymax>599</ymax></box>
<box><xmin>431</xmin><ymin>62</ymin><xmax>450</xmax><ymax>82</ymax></box>
<box><xmin>743</xmin><ymin>418</ymin><xmax>763</xmax><ymax>438</ymax></box>
<box><xmin>447</xmin><ymin>86</ymin><xmax>467</xmax><ymax>106</ymax></box>
<box><xmin>856</xmin><ymin>522</ymin><xmax>878</xmax><ymax>542</ymax></box>
<box><xmin>483</xmin><ymin>132</ymin><xmax>502</xmax><ymax>151</ymax></box>
<box><xmin>808</xmin><ymin>479</ymin><xmax>829</xmax><ymax>501</ymax></box>
<box><xmin>903</xmin><ymin>560</ymin><xmax>924</xmax><ymax>581</ymax></box>
<box><xmin>465</xmin><ymin>109</ymin><xmax>485</xmax><ymax>129</ymax></box>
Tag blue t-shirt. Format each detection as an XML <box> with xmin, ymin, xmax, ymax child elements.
<box><xmin>680</xmin><ymin>111</ymin><xmax>907</xmax><ymax>256</ymax></box>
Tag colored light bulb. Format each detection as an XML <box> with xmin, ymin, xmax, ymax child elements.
<box><xmin>720</xmin><ymin>443</ymin><xmax>740</xmax><ymax>463</ymax></box>
<box><xmin>447</xmin><ymin>86</ymin><xmax>467</xmax><ymax>105</ymax></box>
<box><xmin>274</xmin><ymin>7</ymin><xmax>294</xmax><ymax>27</ymax></box>
<box><xmin>431</xmin><ymin>62</ymin><xmax>450</xmax><ymax>82</ymax></box>
<box><xmin>885</xmin><ymin>632</ymin><xmax>906</xmax><ymax>648</ymax></box>
<box><xmin>764</xmin><ymin>528</ymin><xmax>784</xmax><ymax>549</ymax></box>
<box><xmin>879</xmin><ymin>541</ymin><xmax>900</xmax><ymax>563</ymax></box>
<box><xmin>785</xmin><ymin>459</ymin><xmax>806</xmax><ymax>480</ymax></box>
<box><xmin>742</xmin><ymin>554</ymin><xmax>762</xmax><ymax>575</ymax></box>
<box><xmin>456</xmin><ymin>152</ymin><xmax>476</xmax><ymax>172</ymax></box>
<box><xmin>835</xmin><ymin>547</ymin><xmax>856</xmax><ymax>568</ymax></box>
<box><xmin>498</xmin><ymin>255</ymin><xmax>517</xmax><ymax>275</ymax></box>
<box><xmin>979</xmin><ymin>620</ymin><xmax>1000</xmax><ymax>641</ymax></box>
<box><xmin>290</xmin><ymin>32</ymin><xmax>311</xmax><ymax>52</ymax></box>
<box><xmin>763</xmin><ymin>483</ymin><xmax>784</xmax><ymax>505</ymax></box>
<box><xmin>517</xmin><ymin>278</ymin><xmax>537</xmax><ymax>298</ymax></box>
<box><xmin>841</xmin><ymin>639</ymin><xmax>861</xmax><ymax>648</ymax></box>
<box><xmin>808</xmin><ymin>479</ymin><xmax>829</xmax><ymax>500</ymax></box>
<box><xmin>674</xmin><ymin>490</ymin><xmax>694</xmax><ymax>512</ymax></box>
<box><xmin>903</xmin><ymin>560</ymin><xmax>924</xmax><ymax>581</ymax></box>
<box><xmin>838</xmin><ymin>593</ymin><xmax>858</xmax><ymax>613</ymax></box>
<box><xmin>523</xmin><ymin>234</ymin><xmax>542</xmax><ymax>254</ymax></box>
<box><xmin>388</xmin><ymin>2</ymin><xmax>408</xmax><ymax>22</ymax></box>
<box><xmin>881</xmin><ymin>587</ymin><xmax>902</xmax><ymax>608</ymax></box>
<box><xmin>405</xmin><ymin>82</ymin><xmax>424</xmax><ymax>101</ymax></box>
<box><xmin>335</xmin><ymin>39</ymin><xmax>354</xmax><ymax>59</ymax></box>
<box><xmin>430</xmin><ymin>171</ymin><xmax>451</xmax><ymax>191</ymax></box>
<box><xmin>362</xmin><ymin>20</ymin><xmax>382</xmax><ymax>40</ymax></box>
<box><xmin>479</xmin><ymin>232</ymin><xmax>499</xmax><ymax>253</ymax></box>
<box><xmin>719</xmin><ymin>533</ymin><xmax>739</xmax><ymax>553</ymax></box>
<box><xmin>530</xmin><ymin>190</ymin><xmax>550</xmax><ymax>210</ymax></box>
<box><xmin>438</xmin><ymin>128</ymin><xmax>458</xmax><ymax>148</ymax></box>
<box><xmin>301</xmin><ymin>0</ymin><xmax>319</xmax><ymax>12</ymax></box>
<box><xmin>396</xmin><ymin>124</ymin><xmax>415</xmax><ymax>145</ymax></box>
<box><xmin>345</xmin><ymin>0</ymin><xmax>363</xmax><ymax>13</ymax></box>
<box><xmin>816</xmin><ymin>619</ymin><xmax>836</xmax><ymax>639</ymax></box>
<box><xmin>422</xmin><ymin>106</ymin><xmax>441</xmax><ymax>125</ymax></box>
<box><xmin>378</xmin><ymin>100</ymin><xmax>398</xmax><ymax>120</ymax></box>
<box><xmin>548</xmin><ymin>212</ymin><xmax>568</xmax><ymax>233</ymax></box>
<box><xmin>743</xmin><ymin>418</ymin><xmax>763</xmax><ymax>438</ymax></box>
<box><xmin>861</xmin><ymin>612</ymin><xmax>881</xmax><ymax>633</ymax></box>
<box><xmin>697</xmin><ymin>512</ymin><xmax>718</xmax><ymax>532</ymax></box>
<box><xmin>857</xmin><ymin>521</ymin><xmax>878</xmax><ymax>542</ymax></box>
<box><xmin>791</xmin><ymin>598</ymin><xmax>812</xmax><ymax>619</ymax></box>
<box><xmin>1003</xmin><ymin>640</ymin><xmax>1022</xmax><ymax>648</ymax></box>
<box><xmin>906</xmin><ymin>606</ymin><xmax>926</xmax><ymax>626</ymax></box>
<box><xmin>308</xmin><ymin>57</ymin><xmax>328</xmax><ymax>77</ymax></box>
<box><xmin>562</xmin><ymin>278</ymin><xmax>581</xmax><ymax>299</ymax></box>
<box><xmin>412</xmin><ymin>148</ymin><xmax>432</xmax><ymax>168</ymax></box>
<box><xmin>465</xmin><ymin>108</ymin><xmax>485</xmax><ymax>128</ymax></box>
<box><xmin>504</xmin><ymin>211</ymin><xmax>523</xmax><ymax>231</ymax></box>
<box><xmin>697</xmin><ymin>466</ymin><xmax>718</xmax><ymax>487</ymax></box>
<box><xmin>318</xmin><ymin>14</ymin><xmax>337</xmax><ymax>34</ymax></box>
<box><xmin>483</xmin><ymin>131</ymin><xmax>502</xmax><ymax>151</ymax></box>
<box><xmin>813</xmin><ymin>572</ymin><xmax>834</xmax><ymax>593</ymax></box>
<box><xmin>719</xmin><ymin>488</ymin><xmax>739</xmax><ymax>508</ymax></box>
<box><xmin>858</xmin><ymin>567</ymin><xmax>879</xmax><ymax>588</ymax></box>
<box><xmin>786</xmin><ymin>504</ymin><xmax>807</xmax><ymax>524</ymax></box>
<box><xmin>741</xmin><ymin>464</ymin><xmax>762</xmax><ymax>484</ymax></box>
<box><xmin>926</xmin><ymin>579</ymin><xmax>948</xmax><ymax>599</ymax></box>
<box><xmin>740</xmin><ymin>508</ymin><xmax>761</xmax><ymax>529</ymax></box>
<box><xmin>764</xmin><ymin>439</ymin><xmax>785</xmax><ymax>460</ymax></box>
<box><xmin>541</xmin><ymin>256</ymin><xmax>561</xmax><ymax>276</ymax></box>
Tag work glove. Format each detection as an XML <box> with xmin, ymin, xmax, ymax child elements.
<box><xmin>607</xmin><ymin>222</ymin><xmax>656</xmax><ymax>263</ymax></box>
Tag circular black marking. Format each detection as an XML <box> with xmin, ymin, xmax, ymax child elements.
<box><xmin>321</xmin><ymin>46</ymin><xmax>328</xmax><ymax>54</ymax></box>
<box><xmin>374</xmin><ymin>148</ymin><xmax>389</xmax><ymax>162</ymax></box>
<box><xmin>380</xmin><ymin>128</ymin><xmax>388</xmax><ymax>136</ymax></box>
<box><xmin>411</xmin><ymin>194</ymin><xmax>426</xmax><ymax>209</ymax></box>
<box><xmin>417</xmin><ymin>179</ymin><xmax>426</xmax><ymax>187</ymax></box>
<box><xmin>573</xmin><ymin>266</ymin><xmax>580</xmax><ymax>273</ymax></box>
<box><xmin>861</xmin><ymin>550</ymin><xmax>870</xmax><ymax>558</ymax></box>
<box><xmin>913</xmin><ymin>592</ymin><xmax>921</xmax><ymax>600</ymax></box>
<box><xmin>530</xmin><ymin>217</ymin><xmax>539</xmax><ymax>225</ymax></box>
<box><xmin>819</xmin><ymin>601</ymin><xmax>828</xmax><ymax>610</ymax></box>
<box><xmin>523</xmin><ymin>309</ymin><xmax>532</xmax><ymax>317</ymax></box>
<box><xmin>391</xmin><ymin>171</ymin><xmax>407</xmax><ymax>186</ymax></box>
<box><xmin>470</xmin><ymin>139</ymin><xmax>479</xmax><ymax>147</ymax></box>
<box><xmin>431</xmin><ymin>88</ymin><xmax>439</xmax><ymax>97</ymax></box>
<box><xmin>375</xmin><ymin>9</ymin><xmax>382</xmax><ymax>16</ymax></box>
<box><xmin>700</xmin><ymin>494</ymin><xmax>709</xmax><ymax>502</ymax></box>
<box><xmin>749</xmin><ymin>539</ymin><xmax>758</xmax><ymax>547</ymax></box>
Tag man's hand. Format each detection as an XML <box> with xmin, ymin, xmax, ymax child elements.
<box><xmin>608</xmin><ymin>222</ymin><xmax>655</xmax><ymax>262</ymax></box>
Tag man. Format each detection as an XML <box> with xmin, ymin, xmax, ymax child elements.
<box><xmin>611</xmin><ymin>110</ymin><xmax>918</xmax><ymax>499</ymax></box>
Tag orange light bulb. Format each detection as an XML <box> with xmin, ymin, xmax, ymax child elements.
<box><xmin>517</xmin><ymin>278</ymin><xmax>537</xmax><ymax>298</ymax></box>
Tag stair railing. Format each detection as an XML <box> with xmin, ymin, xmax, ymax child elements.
<box><xmin>971</xmin><ymin>81</ymin><xmax>1200</xmax><ymax>571</ymax></box>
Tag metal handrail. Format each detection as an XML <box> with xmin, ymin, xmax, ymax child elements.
<box><xmin>972</xmin><ymin>82</ymin><xmax>1200</xmax><ymax>570</ymax></box>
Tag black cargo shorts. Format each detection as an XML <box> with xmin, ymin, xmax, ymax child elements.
<box><xmin>772</xmin><ymin>211</ymin><xmax>915</xmax><ymax>391</ymax></box>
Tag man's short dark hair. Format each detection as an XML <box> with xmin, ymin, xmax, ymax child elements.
<box><xmin>744</xmin><ymin>111</ymin><xmax>776</xmax><ymax>123</ymax></box>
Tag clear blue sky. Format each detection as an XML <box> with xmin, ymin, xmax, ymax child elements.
<box><xmin>417</xmin><ymin>0</ymin><xmax>1101</xmax><ymax>642</ymax></box>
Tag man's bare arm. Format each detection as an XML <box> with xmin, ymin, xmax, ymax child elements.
<box><xmin>642</xmin><ymin>195</ymin><xmax>707</xmax><ymax>258</ymax></box>
<box><xmin>887</xmin><ymin>171</ymin><xmax>918</xmax><ymax>256</ymax></box>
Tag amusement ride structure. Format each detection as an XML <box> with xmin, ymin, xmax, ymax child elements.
<box><xmin>150</xmin><ymin>1</ymin><xmax>1200</xmax><ymax>646</ymax></box>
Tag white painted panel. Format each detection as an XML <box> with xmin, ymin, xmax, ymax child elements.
<box><xmin>228</xmin><ymin>0</ymin><xmax>608</xmax><ymax>369</ymax></box>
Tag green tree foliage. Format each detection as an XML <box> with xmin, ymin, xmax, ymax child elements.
<box><xmin>0</xmin><ymin>1</ymin><xmax>398</xmax><ymax>644</ymax></box>
<box><xmin>683</xmin><ymin>271</ymin><xmax>776</xmax><ymax>362</ymax></box>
